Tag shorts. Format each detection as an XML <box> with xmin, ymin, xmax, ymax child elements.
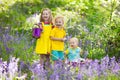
<box><xmin>51</xmin><ymin>50</ymin><xmax>64</xmax><ymax>61</ymax></box>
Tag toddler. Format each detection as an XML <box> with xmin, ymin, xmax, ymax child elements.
<box><xmin>50</xmin><ymin>16</ymin><xmax>66</xmax><ymax>64</ymax></box>
<box><xmin>65</xmin><ymin>37</ymin><xmax>85</xmax><ymax>63</ymax></box>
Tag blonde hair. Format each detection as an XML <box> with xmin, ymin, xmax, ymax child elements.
<box><xmin>69</xmin><ymin>37</ymin><xmax>79</xmax><ymax>45</ymax></box>
<box><xmin>54</xmin><ymin>16</ymin><xmax>64</xmax><ymax>28</ymax></box>
<box><xmin>40</xmin><ymin>8</ymin><xmax>53</xmax><ymax>23</ymax></box>
<box><xmin>55</xmin><ymin>16</ymin><xmax>64</xmax><ymax>24</ymax></box>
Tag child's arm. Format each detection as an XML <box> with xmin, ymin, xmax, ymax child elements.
<box><xmin>50</xmin><ymin>36</ymin><xmax>66</xmax><ymax>42</ymax></box>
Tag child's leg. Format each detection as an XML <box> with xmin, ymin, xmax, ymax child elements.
<box><xmin>40</xmin><ymin>55</ymin><xmax>45</xmax><ymax>65</ymax></box>
<box><xmin>54</xmin><ymin>51</ymin><xmax>64</xmax><ymax>67</ymax></box>
<box><xmin>44</xmin><ymin>54</ymin><xmax>50</xmax><ymax>68</ymax></box>
<box><xmin>51</xmin><ymin>50</ymin><xmax>59</xmax><ymax>67</ymax></box>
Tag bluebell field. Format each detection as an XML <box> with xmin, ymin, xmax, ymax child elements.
<box><xmin>0</xmin><ymin>55</ymin><xmax>120</xmax><ymax>80</ymax></box>
<box><xmin>0</xmin><ymin>28</ymin><xmax>120</xmax><ymax>80</ymax></box>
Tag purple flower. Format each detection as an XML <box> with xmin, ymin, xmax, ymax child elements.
<box><xmin>31</xmin><ymin>75</ymin><xmax>35</xmax><ymax>80</ymax></box>
<box><xmin>66</xmin><ymin>35</ymin><xmax>72</xmax><ymax>41</ymax></box>
<box><xmin>5</xmin><ymin>47</ymin><xmax>14</xmax><ymax>54</ymax></box>
<box><xmin>76</xmin><ymin>73</ymin><xmax>82</xmax><ymax>80</ymax></box>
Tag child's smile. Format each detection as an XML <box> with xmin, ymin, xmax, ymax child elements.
<box><xmin>55</xmin><ymin>18</ymin><xmax>64</xmax><ymax>28</ymax></box>
<box><xmin>42</xmin><ymin>10</ymin><xmax>50</xmax><ymax>21</ymax></box>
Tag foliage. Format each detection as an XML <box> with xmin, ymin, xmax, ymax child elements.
<box><xmin>0</xmin><ymin>27</ymin><xmax>38</xmax><ymax>62</ymax></box>
<box><xmin>0</xmin><ymin>0</ymin><xmax>120</xmax><ymax>79</ymax></box>
<box><xmin>0</xmin><ymin>0</ymin><xmax>119</xmax><ymax>59</ymax></box>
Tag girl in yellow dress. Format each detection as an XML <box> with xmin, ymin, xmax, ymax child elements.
<box><xmin>35</xmin><ymin>8</ymin><xmax>53</xmax><ymax>67</ymax></box>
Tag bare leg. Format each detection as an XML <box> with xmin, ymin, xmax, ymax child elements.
<box><xmin>40</xmin><ymin>55</ymin><xmax>45</xmax><ymax>65</ymax></box>
<box><xmin>44</xmin><ymin>54</ymin><xmax>50</xmax><ymax>69</ymax></box>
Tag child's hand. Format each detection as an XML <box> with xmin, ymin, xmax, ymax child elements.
<box><xmin>38</xmin><ymin>22</ymin><xmax>42</xmax><ymax>29</ymax></box>
<box><xmin>61</xmin><ymin>38</ymin><xmax>66</xmax><ymax>41</ymax></box>
<box><xmin>34</xmin><ymin>22</ymin><xmax>42</xmax><ymax>29</ymax></box>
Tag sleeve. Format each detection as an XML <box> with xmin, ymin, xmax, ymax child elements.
<box><xmin>64</xmin><ymin>48</ymin><xmax>69</xmax><ymax>54</ymax></box>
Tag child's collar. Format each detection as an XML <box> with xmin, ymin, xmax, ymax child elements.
<box><xmin>44</xmin><ymin>22</ymin><xmax>50</xmax><ymax>24</ymax></box>
<box><xmin>56</xmin><ymin>26</ymin><xmax>64</xmax><ymax>29</ymax></box>
<box><xmin>70</xmin><ymin>46</ymin><xmax>78</xmax><ymax>49</ymax></box>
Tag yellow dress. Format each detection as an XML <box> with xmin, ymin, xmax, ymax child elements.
<box><xmin>35</xmin><ymin>22</ymin><xmax>52</xmax><ymax>54</ymax></box>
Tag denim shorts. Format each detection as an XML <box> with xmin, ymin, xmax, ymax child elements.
<box><xmin>51</xmin><ymin>50</ymin><xmax>64</xmax><ymax>61</ymax></box>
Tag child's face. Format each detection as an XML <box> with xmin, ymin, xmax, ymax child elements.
<box><xmin>42</xmin><ymin>10</ymin><xmax>50</xmax><ymax>21</ymax></box>
<box><xmin>69</xmin><ymin>39</ymin><xmax>78</xmax><ymax>48</ymax></box>
<box><xmin>55</xmin><ymin>18</ymin><xmax>64</xmax><ymax>28</ymax></box>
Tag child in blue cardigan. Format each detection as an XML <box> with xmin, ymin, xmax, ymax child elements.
<box><xmin>65</xmin><ymin>37</ymin><xmax>85</xmax><ymax>62</ymax></box>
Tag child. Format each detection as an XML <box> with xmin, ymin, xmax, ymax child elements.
<box><xmin>64</xmin><ymin>37</ymin><xmax>85</xmax><ymax>63</ymax></box>
<box><xmin>50</xmin><ymin>16</ymin><xmax>66</xmax><ymax>64</ymax></box>
<box><xmin>35</xmin><ymin>8</ymin><xmax>53</xmax><ymax>67</ymax></box>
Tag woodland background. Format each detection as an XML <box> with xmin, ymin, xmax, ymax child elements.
<box><xmin>0</xmin><ymin>0</ymin><xmax>120</xmax><ymax>79</ymax></box>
